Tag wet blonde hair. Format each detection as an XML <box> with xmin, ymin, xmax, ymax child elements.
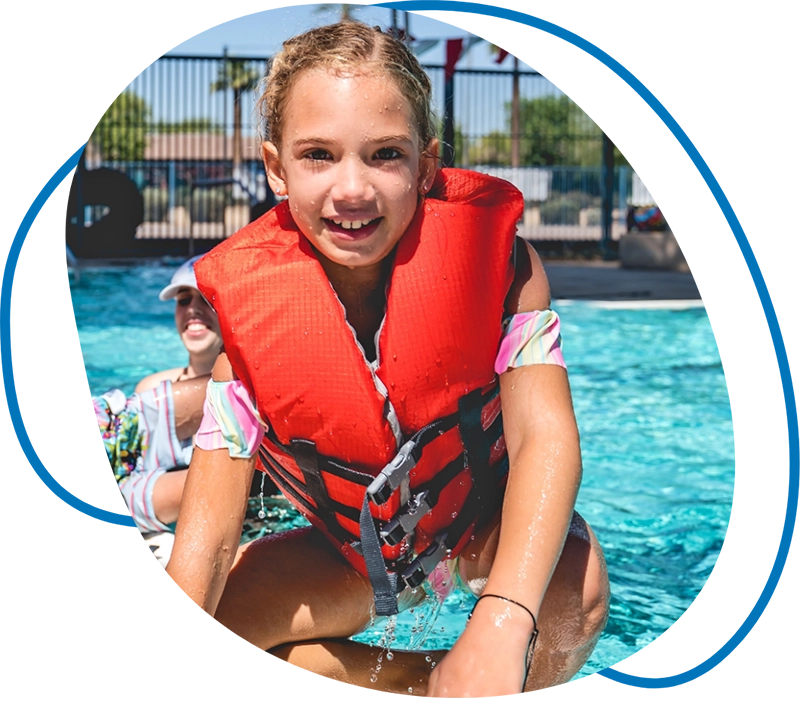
<box><xmin>258</xmin><ymin>22</ymin><xmax>435</xmax><ymax>151</ymax></box>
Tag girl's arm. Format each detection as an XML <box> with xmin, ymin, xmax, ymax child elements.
<box><xmin>165</xmin><ymin>354</ymin><xmax>256</xmax><ymax>615</ymax></box>
<box><xmin>486</xmin><ymin>245</ymin><xmax>582</xmax><ymax>625</ymax></box>
<box><xmin>428</xmin><ymin>242</ymin><xmax>582</xmax><ymax>696</ymax></box>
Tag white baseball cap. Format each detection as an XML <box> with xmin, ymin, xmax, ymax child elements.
<box><xmin>158</xmin><ymin>255</ymin><xmax>205</xmax><ymax>301</ymax></box>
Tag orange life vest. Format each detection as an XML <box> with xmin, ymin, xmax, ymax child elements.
<box><xmin>196</xmin><ymin>169</ymin><xmax>523</xmax><ymax>614</ymax></box>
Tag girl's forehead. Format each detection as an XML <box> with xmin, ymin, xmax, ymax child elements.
<box><xmin>286</xmin><ymin>68</ymin><xmax>410</xmax><ymax>115</ymax></box>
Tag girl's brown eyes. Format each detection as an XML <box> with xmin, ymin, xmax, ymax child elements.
<box><xmin>304</xmin><ymin>148</ymin><xmax>402</xmax><ymax>161</ymax></box>
<box><xmin>177</xmin><ymin>296</ymin><xmax>192</xmax><ymax>307</ymax></box>
<box><xmin>375</xmin><ymin>148</ymin><xmax>401</xmax><ymax>161</ymax></box>
<box><xmin>306</xmin><ymin>149</ymin><xmax>330</xmax><ymax>161</ymax></box>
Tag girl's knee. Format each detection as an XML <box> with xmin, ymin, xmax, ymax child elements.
<box><xmin>581</xmin><ymin>558</ymin><xmax>610</xmax><ymax>642</ymax></box>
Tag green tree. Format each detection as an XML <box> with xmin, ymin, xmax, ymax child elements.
<box><xmin>488</xmin><ymin>45</ymin><xmax>521</xmax><ymax>167</ymax></box>
<box><xmin>468</xmin><ymin>94</ymin><xmax>630</xmax><ymax>167</ymax></box>
<box><xmin>90</xmin><ymin>90</ymin><xmax>151</xmax><ymax>161</ymax></box>
<box><xmin>151</xmin><ymin>118</ymin><xmax>222</xmax><ymax>134</ymax></box>
<box><xmin>516</xmin><ymin>95</ymin><xmax>630</xmax><ymax>167</ymax></box>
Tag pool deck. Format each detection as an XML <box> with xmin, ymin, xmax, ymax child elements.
<box><xmin>73</xmin><ymin>256</ymin><xmax>703</xmax><ymax>304</ymax></box>
<box><xmin>542</xmin><ymin>260</ymin><xmax>702</xmax><ymax>303</ymax></box>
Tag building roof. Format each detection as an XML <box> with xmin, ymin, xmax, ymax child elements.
<box><xmin>143</xmin><ymin>133</ymin><xmax>263</xmax><ymax>161</ymax></box>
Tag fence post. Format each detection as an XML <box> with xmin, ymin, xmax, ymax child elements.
<box><xmin>443</xmin><ymin>73</ymin><xmax>456</xmax><ymax>167</ymax></box>
<box><xmin>511</xmin><ymin>56</ymin><xmax>520</xmax><ymax>168</ymax></box>
<box><xmin>601</xmin><ymin>132</ymin><xmax>615</xmax><ymax>259</ymax></box>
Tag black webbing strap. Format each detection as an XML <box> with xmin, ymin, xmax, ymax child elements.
<box><xmin>458</xmin><ymin>389</ymin><xmax>493</xmax><ymax>512</ymax></box>
<box><xmin>359</xmin><ymin>493</ymin><xmax>399</xmax><ymax>615</ymax></box>
<box><xmin>259</xmin><ymin>446</ymin><xmax>357</xmax><ymax>542</ymax></box>
<box><xmin>291</xmin><ymin>439</ymin><xmax>349</xmax><ymax>540</ymax></box>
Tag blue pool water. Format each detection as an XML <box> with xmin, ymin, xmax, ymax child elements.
<box><xmin>70</xmin><ymin>263</ymin><xmax>734</xmax><ymax>678</ymax></box>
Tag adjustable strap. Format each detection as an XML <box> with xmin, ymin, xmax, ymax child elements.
<box><xmin>359</xmin><ymin>493</ymin><xmax>399</xmax><ymax>616</ymax></box>
<box><xmin>290</xmin><ymin>439</ymin><xmax>351</xmax><ymax>541</ymax></box>
<box><xmin>259</xmin><ymin>445</ymin><xmax>357</xmax><ymax>543</ymax></box>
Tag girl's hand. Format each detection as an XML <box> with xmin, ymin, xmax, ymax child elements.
<box><xmin>427</xmin><ymin>597</ymin><xmax>535</xmax><ymax>697</ymax></box>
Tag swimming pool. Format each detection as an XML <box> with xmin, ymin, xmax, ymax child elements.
<box><xmin>70</xmin><ymin>262</ymin><xmax>734</xmax><ymax>679</ymax></box>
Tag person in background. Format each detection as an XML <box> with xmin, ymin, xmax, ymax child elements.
<box><xmin>94</xmin><ymin>256</ymin><xmax>223</xmax><ymax>560</ymax></box>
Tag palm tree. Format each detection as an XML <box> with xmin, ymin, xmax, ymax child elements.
<box><xmin>315</xmin><ymin>4</ymin><xmax>357</xmax><ymax>21</ymax></box>
<box><xmin>211</xmin><ymin>58</ymin><xmax>262</xmax><ymax>183</ymax></box>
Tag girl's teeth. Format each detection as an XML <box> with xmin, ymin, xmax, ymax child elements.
<box><xmin>334</xmin><ymin>218</ymin><xmax>372</xmax><ymax>230</ymax></box>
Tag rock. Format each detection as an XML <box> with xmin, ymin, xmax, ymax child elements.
<box><xmin>619</xmin><ymin>229</ymin><xmax>689</xmax><ymax>272</ymax></box>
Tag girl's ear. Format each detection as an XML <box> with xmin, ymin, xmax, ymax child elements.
<box><xmin>418</xmin><ymin>137</ymin><xmax>440</xmax><ymax>195</ymax></box>
<box><xmin>262</xmin><ymin>141</ymin><xmax>288</xmax><ymax>196</ymax></box>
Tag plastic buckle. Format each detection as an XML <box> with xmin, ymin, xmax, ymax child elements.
<box><xmin>400</xmin><ymin>532</ymin><xmax>449</xmax><ymax>590</ymax></box>
<box><xmin>380</xmin><ymin>490</ymin><xmax>432</xmax><ymax>546</ymax></box>
<box><xmin>367</xmin><ymin>439</ymin><xmax>418</xmax><ymax>506</ymax></box>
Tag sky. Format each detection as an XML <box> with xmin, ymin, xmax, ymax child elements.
<box><xmin>166</xmin><ymin>4</ymin><xmax>531</xmax><ymax>70</ymax></box>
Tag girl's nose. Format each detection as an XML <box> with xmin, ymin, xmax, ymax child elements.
<box><xmin>331</xmin><ymin>157</ymin><xmax>375</xmax><ymax>204</ymax></box>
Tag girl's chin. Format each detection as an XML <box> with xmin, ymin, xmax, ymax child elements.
<box><xmin>182</xmin><ymin>333</ymin><xmax>217</xmax><ymax>351</ymax></box>
<box><xmin>320</xmin><ymin>240</ymin><xmax>399</xmax><ymax>269</ymax></box>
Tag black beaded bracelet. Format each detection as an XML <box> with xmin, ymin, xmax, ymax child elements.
<box><xmin>470</xmin><ymin>594</ymin><xmax>537</xmax><ymax>629</ymax></box>
<box><xmin>469</xmin><ymin>594</ymin><xmax>540</xmax><ymax>679</ymax></box>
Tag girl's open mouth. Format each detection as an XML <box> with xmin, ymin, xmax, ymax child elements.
<box><xmin>184</xmin><ymin>321</ymin><xmax>209</xmax><ymax>336</ymax></box>
<box><xmin>324</xmin><ymin>216</ymin><xmax>383</xmax><ymax>241</ymax></box>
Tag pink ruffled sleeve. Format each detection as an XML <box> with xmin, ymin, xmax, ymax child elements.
<box><xmin>195</xmin><ymin>380</ymin><xmax>266</xmax><ymax>458</ymax></box>
<box><xmin>494</xmin><ymin>309</ymin><xmax>567</xmax><ymax>374</ymax></box>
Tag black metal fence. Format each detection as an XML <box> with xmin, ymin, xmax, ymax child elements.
<box><xmin>68</xmin><ymin>54</ymin><xmax>653</xmax><ymax>259</ymax></box>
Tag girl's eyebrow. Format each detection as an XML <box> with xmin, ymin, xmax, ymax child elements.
<box><xmin>371</xmin><ymin>134</ymin><xmax>413</xmax><ymax>144</ymax></box>
<box><xmin>292</xmin><ymin>134</ymin><xmax>413</xmax><ymax>149</ymax></box>
<box><xmin>292</xmin><ymin>137</ymin><xmax>334</xmax><ymax>147</ymax></box>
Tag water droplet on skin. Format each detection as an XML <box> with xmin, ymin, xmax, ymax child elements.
<box><xmin>370</xmin><ymin>674</ymin><xmax>378</xmax><ymax>683</ymax></box>
<box><xmin>408</xmin><ymin>687</ymin><xmax>413</xmax><ymax>694</ymax></box>
<box><xmin>386</xmin><ymin>652</ymin><xmax>394</xmax><ymax>661</ymax></box>
<box><xmin>425</xmin><ymin>655</ymin><xmax>431</xmax><ymax>662</ymax></box>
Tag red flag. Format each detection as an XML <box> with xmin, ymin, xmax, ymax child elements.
<box><xmin>445</xmin><ymin>38</ymin><xmax>463</xmax><ymax>78</ymax></box>
<box><xmin>495</xmin><ymin>48</ymin><xmax>510</xmax><ymax>64</ymax></box>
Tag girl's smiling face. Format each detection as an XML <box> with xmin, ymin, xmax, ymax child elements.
<box><xmin>174</xmin><ymin>287</ymin><xmax>222</xmax><ymax>358</ymax></box>
<box><xmin>262</xmin><ymin>68</ymin><xmax>437</xmax><ymax>271</ymax></box>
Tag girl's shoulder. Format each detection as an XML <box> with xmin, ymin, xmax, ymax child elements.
<box><xmin>135</xmin><ymin>367</ymin><xmax>185</xmax><ymax>394</ymax></box>
<box><xmin>504</xmin><ymin>238</ymin><xmax>551</xmax><ymax>316</ymax></box>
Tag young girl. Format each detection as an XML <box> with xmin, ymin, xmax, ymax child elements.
<box><xmin>95</xmin><ymin>256</ymin><xmax>222</xmax><ymax>536</ymax></box>
<box><xmin>166</xmin><ymin>22</ymin><xmax>609</xmax><ymax>697</ymax></box>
